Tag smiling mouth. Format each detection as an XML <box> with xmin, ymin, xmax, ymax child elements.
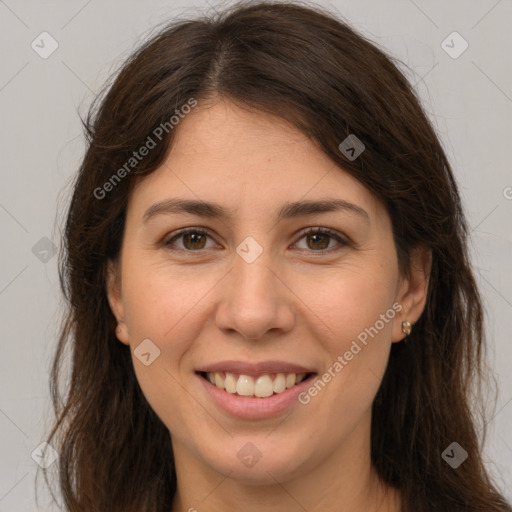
<box><xmin>198</xmin><ymin>371</ymin><xmax>315</xmax><ymax>398</ymax></box>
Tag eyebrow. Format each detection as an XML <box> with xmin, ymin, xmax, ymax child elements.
<box><xmin>142</xmin><ymin>198</ymin><xmax>370</xmax><ymax>224</ymax></box>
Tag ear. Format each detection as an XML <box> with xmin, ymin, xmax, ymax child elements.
<box><xmin>392</xmin><ymin>246</ymin><xmax>432</xmax><ymax>342</ymax></box>
<box><xmin>106</xmin><ymin>259</ymin><xmax>130</xmax><ymax>345</ymax></box>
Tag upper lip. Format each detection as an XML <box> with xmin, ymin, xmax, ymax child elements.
<box><xmin>196</xmin><ymin>360</ymin><xmax>315</xmax><ymax>376</ymax></box>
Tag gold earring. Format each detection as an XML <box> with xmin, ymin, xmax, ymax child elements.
<box><xmin>401</xmin><ymin>320</ymin><xmax>412</xmax><ymax>336</ymax></box>
<box><xmin>115</xmin><ymin>323</ymin><xmax>128</xmax><ymax>338</ymax></box>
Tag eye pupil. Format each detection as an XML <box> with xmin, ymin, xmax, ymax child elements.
<box><xmin>184</xmin><ymin>232</ymin><xmax>206</xmax><ymax>250</ymax></box>
<box><xmin>308</xmin><ymin>233</ymin><xmax>329</xmax><ymax>250</ymax></box>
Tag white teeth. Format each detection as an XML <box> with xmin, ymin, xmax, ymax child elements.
<box><xmin>254</xmin><ymin>375</ymin><xmax>274</xmax><ymax>398</ymax></box>
<box><xmin>236</xmin><ymin>375</ymin><xmax>254</xmax><ymax>396</ymax></box>
<box><xmin>286</xmin><ymin>373</ymin><xmax>296</xmax><ymax>389</ymax></box>
<box><xmin>273</xmin><ymin>373</ymin><xmax>287</xmax><ymax>393</ymax></box>
<box><xmin>224</xmin><ymin>372</ymin><xmax>237</xmax><ymax>394</ymax></box>
<box><xmin>214</xmin><ymin>372</ymin><xmax>225</xmax><ymax>389</ymax></box>
<box><xmin>205</xmin><ymin>371</ymin><xmax>309</xmax><ymax>397</ymax></box>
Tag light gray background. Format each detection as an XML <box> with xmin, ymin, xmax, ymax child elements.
<box><xmin>1</xmin><ymin>0</ymin><xmax>511</xmax><ymax>510</ymax></box>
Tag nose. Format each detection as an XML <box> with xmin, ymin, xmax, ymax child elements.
<box><xmin>214</xmin><ymin>245</ymin><xmax>295</xmax><ymax>342</ymax></box>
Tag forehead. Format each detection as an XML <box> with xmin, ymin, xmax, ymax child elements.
<box><xmin>168</xmin><ymin>100</ymin><xmax>309</xmax><ymax>156</ymax></box>
<box><xmin>128</xmin><ymin>100</ymin><xmax>383</xmax><ymax>223</ymax></box>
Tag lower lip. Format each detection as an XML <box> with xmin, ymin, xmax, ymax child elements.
<box><xmin>197</xmin><ymin>373</ymin><xmax>316</xmax><ymax>420</ymax></box>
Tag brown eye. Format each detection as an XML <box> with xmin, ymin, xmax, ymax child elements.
<box><xmin>306</xmin><ymin>232</ymin><xmax>330</xmax><ymax>250</ymax></box>
<box><xmin>163</xmin><ymin>226</ymin><xmax>347</xmax><ymax>255</ymax></box>
<box><xmin>181</xmin><ymin>232</ymin><xmax>207</xmax><ymax>250</ymax></box>
<box><xmin>294</xmin><ymin>227</ymin><xmax>347</xmax><ymax>252</ymax></box>
<box><xmin>164</xmin><ymin>228</ymin><xmax>215</xmax><ymax>251</ymax></box>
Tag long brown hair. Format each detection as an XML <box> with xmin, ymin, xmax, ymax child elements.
<box><xmin>45</xmin><ymin>1</ymin><xmax>511</xmax><ymax>510</ymax></box>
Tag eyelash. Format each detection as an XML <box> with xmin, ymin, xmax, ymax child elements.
<box><xmin>163</xmin><ymin>226</ymin><xmax>349</xmax><ymax>255</ymax></box>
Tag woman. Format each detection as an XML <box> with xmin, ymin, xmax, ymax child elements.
<box><xmin>45</xmin><ymin>1</ymin><xmax>511</xmax><ymax>511</ymax></box>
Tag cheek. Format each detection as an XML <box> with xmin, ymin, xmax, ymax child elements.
<box><xmin>301</xmin><ymin>264</ymin><xmax>398</xmax><ymax>412</ymax></box>
<box><xmin>307</xmin><ymin>263</ymin><xmax>398</xmax><ymax>352</ymax></box>
<box><xmin>122</xmin><ymin>260</ymin><xmax>213</xmax><ymax>350</ymax></box>
<box><xmin>119</xmin><ymin>262</ymin><xmax>210</xmax><ymax>439</ymax></box>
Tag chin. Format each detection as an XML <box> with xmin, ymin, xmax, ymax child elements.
<box><xmin>194</xmin><ymin>433</ymin><xmax>314</xmax><ymax>485</ymax></box>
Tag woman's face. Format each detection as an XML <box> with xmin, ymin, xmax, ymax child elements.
<box><xmin>107</xmin><ymin>99</ymin><xmax>428</xmax><ymax>485</ymax></box>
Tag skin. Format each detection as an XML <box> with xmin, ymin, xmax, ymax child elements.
<box><xmin>107</xmin><ymin>99</ymin><xmax>431</xmax><ymax>512</ymax></box>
